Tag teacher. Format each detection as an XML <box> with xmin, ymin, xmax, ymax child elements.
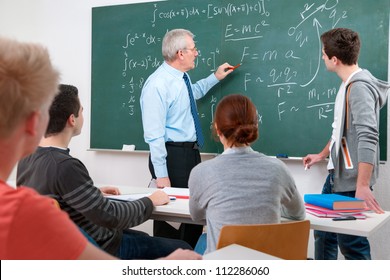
<box><xmin>140</xmin><ymin>28</ymin><xmax>233</xmax><ymax>247</ymax></box>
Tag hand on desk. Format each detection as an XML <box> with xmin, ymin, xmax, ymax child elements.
<box><xmin>100</xmin><ymin>186</ymin><xmax>121</xmax><ymax>196</ymax></box>
<box><xmin>160</xmin><ymin>249</ymin><xmax>202</xmax><ymax>260</ymax></box>
<box><xmin>356</xmin><ymin>186</ymin><xmax>384</xmax><ymax>214</ymax></box>
<box><xmin>148</xmin><ymin>190</ymin><xmax>170</xmax><ymax>206</ymax></box>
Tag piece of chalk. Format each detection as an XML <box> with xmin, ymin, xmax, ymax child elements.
<box><xmin>304</xmin><ymin>164</ymin><xmax>308</xmax><ymax>171</ymax></box>
<box><xmin>228</xmin><ymin>63</ymin><xmax>242</xmax><ymax>70</ymax></box>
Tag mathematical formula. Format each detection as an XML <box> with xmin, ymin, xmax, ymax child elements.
<box><xmin>117</xmin><ymin>0</ymin><xmax>347</xmax><ymax>124</ymax></box>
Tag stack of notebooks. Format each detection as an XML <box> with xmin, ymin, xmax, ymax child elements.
<box><xmin>304</xmin><ymin>194</ymin><xmax>369</xmax><ymax>219</ymax></box>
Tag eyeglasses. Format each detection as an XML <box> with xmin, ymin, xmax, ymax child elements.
<box><xmin>183</xmin><ymin>46</ymin><xmax>198</xmax><ymax>53</ymax></box>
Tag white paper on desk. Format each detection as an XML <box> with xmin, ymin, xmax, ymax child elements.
<box><xmin>162</xmin><ymin>187</ymin><xmax>189</xmax><ymax>198</ymax></box>
<box><xmin>148</xmin><ymin>179</ymin><xmax>190</xmax><ymax>198</ymax></box>
<box><xmin>107</xmin><ymin>193</ymin><xmax>180</xmax><ymax>229</ymax></box>
<box><xmin>106</xmin><ymin>193</ymin><xmax>150</xmax><ymax>201</ymax></box>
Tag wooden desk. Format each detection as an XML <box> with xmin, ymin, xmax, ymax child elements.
<box><xmin>203</xmin><ymin>244</ymin><xmax>281</xmax><ymax>260</ymax></box>
<box><xmin>116</xmin><ymin>186</ymin><xmax>390</xmax><ymax>237</ymax></box>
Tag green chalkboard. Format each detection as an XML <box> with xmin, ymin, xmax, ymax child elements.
<box><xmin>91</xmin><ymin>0</ymin><xmax>389</xmax><ymax>160</ymax></box>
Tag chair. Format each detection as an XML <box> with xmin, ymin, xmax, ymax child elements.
<box><xmin>216</xmin><ymin>220</ymin><xmax>310</xmax><ymax>260</ymax></box>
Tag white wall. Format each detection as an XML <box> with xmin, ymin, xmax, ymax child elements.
<box><xmin>1</xmin><ymin>0</ymin><xmax>389</xmax><ymax>259</ymax></box>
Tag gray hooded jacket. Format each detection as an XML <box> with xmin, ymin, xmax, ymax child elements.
<box><xmin>331</xmin><ymin>69</ymin><xmax>389</xmax><ymax>192</ymax></box>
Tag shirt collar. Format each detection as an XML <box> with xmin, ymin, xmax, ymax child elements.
<box><xmin>162</xmin><ymin>61</ymin><xmax>186</xmax><ymax>80</ymax></box>
<box><xmin>222</xmin><ymin>146</ymin><xmax>254</xmax><ymax>155</ymax></box>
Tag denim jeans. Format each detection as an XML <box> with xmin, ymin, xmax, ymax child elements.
<box><xmin>79</xmin><ymin>227</ymin><xmax>99</xmax><ymax>247</ymax></box>
<box><xmin>194</xmin><ymin>233</ymin><xmax>207</xmax><ymax>255</ymax></box>
<box><xmin>116</xmin><ymin>228</ymin><xmax>192</xmax><ymax>259</ymax></box>
<box><xmin>314</xmin><ymin>173</ymin><xmax>371</xmax><ymax>260</ymax></box>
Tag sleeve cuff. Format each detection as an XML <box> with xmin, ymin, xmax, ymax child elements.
<box><xmin>358</xmin><ymin>146</ymin><xmax>377</xmax><ymax>165</ymax></box>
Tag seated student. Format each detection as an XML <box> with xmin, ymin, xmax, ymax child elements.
<box><xmin>0</xmin><ymin>36</ymin><xmax>200</xmax><ymax>260</ymax></box>
<box><xmin>188</xmin><ymin>94</ymin><xmax>306</xmax><ymax>254</ymax></box>
<box><xmin>17</xmin><ymin>84</ymin><xmax>194</xmax><ymax>260</ymax></box>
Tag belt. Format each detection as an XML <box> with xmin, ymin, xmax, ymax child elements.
<box><xmin>166</xmin><ymin>141</ymin><xmax>199</xmax><ymax>150</ymax></box>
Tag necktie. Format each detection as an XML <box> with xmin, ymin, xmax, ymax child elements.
<box><xmin>183</xmin><ymin>73</ymin><xmax>204</xmax><ymax>148</ymax></box>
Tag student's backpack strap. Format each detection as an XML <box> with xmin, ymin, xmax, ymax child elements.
<box><xmin>345</xmin><ymin>82</ymin><xmax>353</xmax><ymax>130</ymax></box>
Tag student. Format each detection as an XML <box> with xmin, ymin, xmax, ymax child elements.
<box><xmin>0</xmin><ymin>36</ymin><xmax>200</xmax><ymax>260</ymax></box>
<box><xmin>188</xmin><ymin>94</ymin><xmax>306</xmax><ymax>254</ymax></box>
<box><xmin>17</xmin><ymin>84</ymin><xmax>196</xmax><ymax>260</ymax></box>
<box><xmin>140</xmin><ymin>28</ymin><xmax>234</xmax><ymax>247</ymax></box>
<box><xmin>303</xmin><ymin>28</ymin><xmax>389</xmax><ymax>260</ymax></box>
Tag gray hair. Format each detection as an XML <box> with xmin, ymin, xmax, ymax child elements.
<box><xmin>162</xmin><ymin>29</ymin><xmax>194</xmax><ymax>62</ymax></box>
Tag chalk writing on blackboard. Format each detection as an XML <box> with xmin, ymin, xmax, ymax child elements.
<box><xmin>118</xmin><ymin>0</ymin><xmax>346</xmax><ymax>123</ymax></box>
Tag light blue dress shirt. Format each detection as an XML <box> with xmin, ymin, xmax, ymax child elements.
<box><xmin>140</xmin><ymin>62</ymin><xmax>219</xmax><ymax>177</ymax></box>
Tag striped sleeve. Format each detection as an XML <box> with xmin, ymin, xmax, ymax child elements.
<box><xmin>56</xmin><ymin>159</ymin><xmax>153</xmax><ymax>229</ymax></box>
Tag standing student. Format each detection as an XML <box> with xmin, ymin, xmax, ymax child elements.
<box><xmin>303</xmin><ymin>28</ymin><xmax>389</xmax><ymax>260</ymax></box>
<box><xmin>189</xmin><ymin>94</ymin><xmax>306</xmax><ymax>254</ymax></box>
<box><xmin>0</xmin><ymin>36</ymin><xmax>200</xmax><ymax>260</ymax></box>
<box><xmin>17</xmin><ymin>84</ymin><xmax>195</xmax><ymax>260</ymax></box>
<box><xmin>140</xmin><ymin>28</ymin><xmax>234</xmax><ymax>247</ymax></box>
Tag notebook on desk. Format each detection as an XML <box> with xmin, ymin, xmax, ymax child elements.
<box><xmin>148</xmin><ymin>179</ymin><xmax>190</xmax><ymax>199</ymax></box>
<box><xmin>106</xmin><ymin>193</ymin><xmax>151</xmax><ymax>202</ymax></box>
<box><xmin>106</xmin><ymin>186</ymin><xmax>190</xmax><ymax>201</ymax></box>
<box><xmin>161</xmin><ymin>187</ymin><xmax>189</xmax><ymax>199</ymax></box>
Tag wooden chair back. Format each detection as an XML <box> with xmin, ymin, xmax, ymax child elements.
<box><xmin>216</xmin><ymin>220</ymin><xmax>310</xmax><ymax>260</ymax></box>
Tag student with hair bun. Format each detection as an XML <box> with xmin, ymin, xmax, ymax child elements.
<box><xmin>188</xmin><ymin>94</ymin><xmax>305</xmax><ymax>254</ymax></box>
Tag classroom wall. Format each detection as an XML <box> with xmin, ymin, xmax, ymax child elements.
<box><xmin>1</xmin><ymin>0</ymin><xmax>389</xmax><ymax>259</ymax></box>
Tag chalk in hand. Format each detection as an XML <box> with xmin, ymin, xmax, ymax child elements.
<box><xmin>304</xmin><ymin>164</ymin><xmax>308</xmax><ymax>171</ymax></box>
<box><xmin>228</xmin><ymin>63</ymin><xmax>242</xmax><ymax>70</ymax></box>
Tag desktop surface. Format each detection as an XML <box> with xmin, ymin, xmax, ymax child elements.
<box><xmin>116</xmin><ymin>186</ymin><xmax>390</xmax><ymax>237</ymax></box>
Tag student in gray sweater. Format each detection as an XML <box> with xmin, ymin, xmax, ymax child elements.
<box><xmin>303</xmin><ymin>28</ymin><xmax>389</xmax><ymax>260</ymax></box>
<box><xmin>189</xmin><ymin>94</ymin><xmax>306</xmax><ymax>254</ymax></box>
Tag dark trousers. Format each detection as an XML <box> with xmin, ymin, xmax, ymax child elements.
<box><xmin>116</xmin><ymin>228</ymin><xmax>192</xmax><ymax>259</ymax></box>
<box><xmin>149</xmin><ymin>142</ymin><xmax>203</xmax><ymax>248</ymax></box>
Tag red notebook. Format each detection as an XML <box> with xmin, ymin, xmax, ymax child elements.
<box><xmin>305</xmin><ymin>203</ymin><xmax>369</xmax><ymax>219</ymax></box>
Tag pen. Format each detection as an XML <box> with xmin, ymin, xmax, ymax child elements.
<box><xmin>228</xmin><ymin>63</ymin><xmax>242</xmax><ymax>70</ymax></box>
<box><xmin>170</xmin><ymin>195</ymin><xmax>189</xmax><ymax>199</ymax></box>
<box><xmin>169</xmin><ymin>196</ymin><xmax>176</xmax><ymax>201</ymax></box>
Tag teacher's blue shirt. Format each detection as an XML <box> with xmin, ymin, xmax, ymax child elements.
<box><xmin>140</xmin><ymin>62</ymin><xmax>218</xmax><ymax>177</ymax></box>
